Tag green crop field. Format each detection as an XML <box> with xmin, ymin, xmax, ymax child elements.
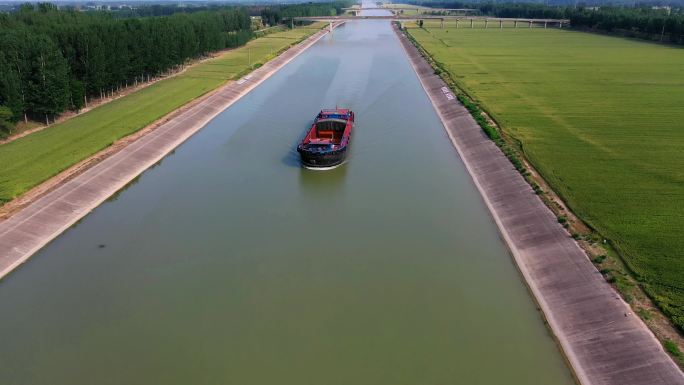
<box><xmin>407</xmin><ymin>23</ymin><xmax>684</xmax><ymax>327</ymax></box>
<box><xmin>0</xmin><ymin>24</ymin><xmax>323</xmax><ymax>204</ymax></box>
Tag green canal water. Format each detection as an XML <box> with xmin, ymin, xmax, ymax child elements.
<box><xmin>0</xmin><ymin>17</ymin><xmax>575</xmax><ymax>385</ymax></box>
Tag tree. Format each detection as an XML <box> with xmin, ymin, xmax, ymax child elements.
<box><xmin>0</xmin><ymin>52</ymin><xmax>24</xmax><ymax>120</ymax></box>
<box><xmin>25</xmin><ymin>34</ymin><xmax>69</xmax><ymax>120</ymax></box>
<box><xmin>0</xmin><ymin>106</ymin><xmax>13</xmax><ymax>137</ymax></box>
<box><xmin>69</xmin><ymin>78</ymin><xmax>85</xmax><ymax>110</ymax></box>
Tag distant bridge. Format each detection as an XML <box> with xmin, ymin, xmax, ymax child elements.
<box><xmin>342</xmin><ymin>7</ymin><xmax>477</xmax><ymax>15</ymax></box>
<box><xmin>294</xmin><ymin>15</ymin><xmax>570</xmax><ymax>29</ymax></box>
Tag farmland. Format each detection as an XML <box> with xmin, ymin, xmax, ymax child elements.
<box><xmin>406</xmin><ymin>23</ymin><xmax>684</xmax><ymax>328</ymax></box>
<box><xmin>0</xmin><ymin>25</ymin><xmax>323</xmax><ymax>204</ymax></box>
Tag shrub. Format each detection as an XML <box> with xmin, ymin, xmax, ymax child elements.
<box><xmin>637</xmin><ymin>308</ymin><xmax>652</xmax><ymax>320</ymax></box>
<box><xmin>531</xmin><ymin>182</ymin><xmax>543</xmax><ymax>195</ymax></box>
<box><xmin>665</xmin><ymin>340</ymin><xmax>683</xmax><ymax>358</ymax></box>
<box><xmin>0</xmin><ymin>106</ymin><xmax>14</xmax><ymax>137</ymax></box>
<box><xmin>592</xmin><ymin>255</ymin><xmax>607</xmax><ymax>264</ymax></box>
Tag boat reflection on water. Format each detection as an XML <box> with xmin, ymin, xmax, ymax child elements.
<box><xmin>298</xmin><ymin>159</ymin><xmax>348</xmax><ymax>193</ymax></box>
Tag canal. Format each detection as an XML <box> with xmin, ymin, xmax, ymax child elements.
<box><xmin>0</xmin><ymin>12</ymin><xmax>575</xmax><ymax>385</ymax></box>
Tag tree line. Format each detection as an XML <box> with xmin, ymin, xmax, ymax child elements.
<box><xmin>414</xmin><ymin>1</ymin><xmax>684</xmax><ymax>43</ymax></box>
<box><xmin>259</xmin><ymin>2</ymin><xmax>349</xmax><ymax>27</ymax></box>
<box><xmin>0</xmin><ymin>2</ymin><xmax>348</xmax><ymax>136</ymax></box>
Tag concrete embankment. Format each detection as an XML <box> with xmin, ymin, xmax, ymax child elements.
<box><xmin>394</xmin><ymin>24</ymin><xmax>684</xmax><ymax>385</ymax></box>
<box><xmin>0</xmin><ymin>23</ymin><xmax>343</xmax><ymax>281</ymax></box>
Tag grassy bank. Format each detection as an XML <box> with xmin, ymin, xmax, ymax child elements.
<box><xmin>0</xmin><ymin>24</ymin><xmax>323</xmax><ymax>203</ymax></box>
<box><xmin>406</xmin><ymin>22</ymin><xmax>684</xmax><ymax>330</ymax></box>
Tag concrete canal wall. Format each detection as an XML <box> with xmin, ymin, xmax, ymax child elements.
<box><xmin>0</xmin><ymin>23</ymin><xmax>344</xmax><ymax>281</ymax></box>
<box><xmin>393</xmin><ymin>24</ymin><xmax>684</xmax><ymax>385</ymax></box>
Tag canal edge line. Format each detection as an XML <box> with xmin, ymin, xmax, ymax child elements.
<box><xmin>0</xmin><ymin>22</ymin><xmax>345</xmax><ymax>282</ymax></box>
<box><xmin>393</xmin><ymin>23</ymin><xmax>684</xmax><ymax>385</ymax></box>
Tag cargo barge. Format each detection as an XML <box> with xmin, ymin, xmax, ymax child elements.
<box><xmin>297</xmin><ymin>108</ymin><xmax>354</xmax><ymax>169</ymax></box>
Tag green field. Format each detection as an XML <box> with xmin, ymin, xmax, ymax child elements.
<box><xmin>0</xmin><ymin>25</ymin><xmax>323</xmax><ymax>203</ymax></box>
<box><xmin>407</xmin><ymin>23</ymin><xmax>684</xmax><ymax>327</ymax></box>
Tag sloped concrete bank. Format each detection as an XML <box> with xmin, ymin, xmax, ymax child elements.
<box><xmin>393</xmin><ymin>24</ymin><xmax>684</xmax><ymax>385</ymax></box>
<box><xmin>0</xmin><ymin>23</ymin><xmax>344</xmax><ymax>281</ymax></box>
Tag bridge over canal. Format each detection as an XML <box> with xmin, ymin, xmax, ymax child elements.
<box><xmin>342</xmin><ymin>7</ymin><xmax>477</xmax><ymax>15</ymax></box>
<box><xmin>290</xmin><ymin>8</ymin><xmax>570</xmax><ymax>28</ymax></box>
<box><xmin>294</xmin><ymin>15</ymin><xmax>571</xmax><ymax>29</ymax></box>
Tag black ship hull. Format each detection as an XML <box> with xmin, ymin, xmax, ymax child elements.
<box><xmin>297</xmin><ymin>146</ymin><xmax>348</xmax><ymax>169</ymax></box>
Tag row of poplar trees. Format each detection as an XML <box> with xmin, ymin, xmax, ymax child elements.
<box><xmin>0</xmin><ymin>3</ymin><xmax>253</xmax><ymax>132</ymax></box>
<box><xmin>259</xmin><ymin>2</ymin><xmax>348</xmax><ymax>27</ymax></box>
